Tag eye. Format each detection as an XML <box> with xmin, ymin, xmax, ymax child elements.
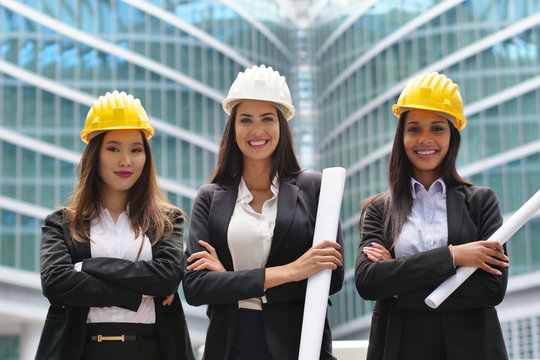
<box><xmin>106</xmin><ymin>146</ymin><xmax>120</xmax><ymax>152</ymax></box>
<box><xmin>432</xmin><ymin>126</ymin><xmax>445</xmax><ymax>133</ymax></box>
<box><xmin>406</xmin><ymin>126</ymin><xmax>420</xmax><ymax>134</ymax></box>
<box><xmin>131</xmin><ymin>147</ymin><xmax>144</xmax><ymax>153</ymax></box>
<box><xmin>239</xmin><ymin>117</ymin><xmax>251</xmax><ymax>124</ymax></box>
<box><xmin>263</xmin><ymin>116</ymin><xmax>275</xmax><ymax>122</ymax></box>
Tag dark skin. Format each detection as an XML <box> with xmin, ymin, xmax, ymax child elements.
<box><xmin>364</xmin><ymin>110</ymin><xmax>508</xmax><ymax>274</ymax></box>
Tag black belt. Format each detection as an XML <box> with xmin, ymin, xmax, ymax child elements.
<box><xmin>87</xmin><ymin>323</ymin><xmax>156</xmax><ymax>343</ymax></box>
<box><xmin>89</xmin><ymin>334</ymin><xmax>138</xmax><ymax>342</ymax></box>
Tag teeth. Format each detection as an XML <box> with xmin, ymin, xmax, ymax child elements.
<box><xmin>249</xmin><ymin>140</ymin><xmax>267</xmax><ymax>146</ymax></box>
<box><xmin>417</xmin><ymin>150</ymin><xmax>436</xmax><ymax>155</ymax></box>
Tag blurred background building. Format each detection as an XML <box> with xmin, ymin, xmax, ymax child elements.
<box><xmin>0</xmin><ymin>0</ymin><xmax>539</xmax><ymax>359</ymax></box>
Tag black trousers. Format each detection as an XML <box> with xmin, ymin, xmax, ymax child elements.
<box><xmin>230</xmin><ymin>309</ymin><xmax>272</xmax><ymax>360</ymax></box>
<box><xmin>83</xmin><ymin>322</ymin><xmax>161</xmax><ymax>360</ymax></box>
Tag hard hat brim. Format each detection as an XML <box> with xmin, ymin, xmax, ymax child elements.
<box><xmin>222</xmin><ymin>97</ymin><xmax>295</xmax><ymax>121</ymax></box>
<box><xmin>80</xmin><ymin>126</ymin><xmax>154</xmax><ymax>144</ymax></box>
<box><xmin>392</xmin><ymin>104</ymin><xmax>467</xmax><ymax>131</ymax></box>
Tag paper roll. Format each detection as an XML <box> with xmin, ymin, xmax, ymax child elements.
<box><xmin>298</xmin><ymin>167</ymin><xmax>346</xmax><ymax>360</ymax></box>
<box><xmin>425</xmin><ymin>188</ymin><xmax>540</xmax><ymax>309</ymax></box>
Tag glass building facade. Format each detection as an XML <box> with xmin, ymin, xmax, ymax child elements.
<box><xmin>311</xmin><ymin>1</ymin><xmax>540</xmax><ymax>359</ymax></box>
<box><xmin>2</xmin><ymin>0</ymin><xmax>540</xmax><ymax>359</ymax></box>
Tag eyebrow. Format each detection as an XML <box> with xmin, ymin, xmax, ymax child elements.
<box><xmin>238</xmin><ymin>112</ymin><xmax>276</xmax><ymax>118</ymax></box>
<box><xmin>406</xmin><ymin>120</ymin><xmax>447</xmax><ymax>125</ymax></box>
<box><xmin>105</xmin><ymin>140</ymin><xmax>144</xmax><ymax>146</ymax></box>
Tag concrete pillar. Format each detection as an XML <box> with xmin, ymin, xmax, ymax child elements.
<box><xmin>19</xmin><ymin>322</ymin><xmax>43</xmax><ymax>360</ymax></box>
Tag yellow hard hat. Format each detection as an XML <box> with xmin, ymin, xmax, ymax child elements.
<box><xmin>392</xmin><ymin>72</ymin><xmax>467</xmax><ymax>130</ymax></box>
<box><xmin>80</xmin><ymin>91</ymin><xmax>154</xmax><ymax>143</ymax></box>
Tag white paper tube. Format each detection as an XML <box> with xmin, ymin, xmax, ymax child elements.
<box><xmin>425</xmin><ymin>188</ymin><xmax>540</xmax><ymax>309</ymax></box>
<box><xmin>298</xmin><ymin>167</ymin><xmax>346</xmax><ymax>360</ymax></box>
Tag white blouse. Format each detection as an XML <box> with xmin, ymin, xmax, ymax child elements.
<box><xmin>395</xmin><ymin>178</ymin><xmax>448</xmax><ymax>258</ymax></box>
<box><xmin>85</xmin><ymin>208</ymin><xmax>155</xmax><ymax>323</ymax></box>
<box><xmin>227</xmin><ymin>177</ymin><xmax>279</xmax><ymax>310</ymax></box>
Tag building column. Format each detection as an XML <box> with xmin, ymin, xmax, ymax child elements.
<box><xmin>19</xmin><ymin>322</ymin><xmax>43</xmax><ymax>360</ymax></box>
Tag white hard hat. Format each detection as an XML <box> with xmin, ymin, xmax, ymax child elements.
<box><xmin>222</xmin><ymin>65</ymin><xmax>295</xmax><ymax>121</ymax></box>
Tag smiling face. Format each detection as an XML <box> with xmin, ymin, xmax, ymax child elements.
<box><xmin>234</xmin><ymin>100</ymin><xmax>280</xmax><ymax>166</ymax></box>
<box><xmin>403</xmin><ymin>109</ymin><xmax>451</xmax><ymax>187</ymax></box>
<box><xmin>98</xmin><ymin>129</ymin><xmax>146</xmax><ymax>198</ymax></box>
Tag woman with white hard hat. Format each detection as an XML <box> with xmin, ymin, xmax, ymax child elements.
<box><xmin>183</xmin><ymin>65</ymin><xmax>344</xmax><ymax>359</ymax></box>
<box><xmin>355</xmin><ymin>72</ymin><xmax>509</xmax><ymax>359</ymax></box>
<box><xmin>37</xmin><ymin>91</ymin><xmax>195</xmax><ymax>360</ymax></box>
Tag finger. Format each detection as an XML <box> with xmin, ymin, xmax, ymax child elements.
<box><xmin>315</xmin><ymin>240</ymin><xmax>341</xmax><ymax>249</ymax></box>
<box><xmin>483</xmin><ymin>240</ymin><xmax>505</xmax><ymax>253</ymax></box>
<box><xmin>199</xmin><ymin>240</ymin><xmax>217</xmax><ymax>254</ymax></box>
<box><xmin>187</xmin><ymin>251</ymin><xmax>212</xmax><ymax>263</ymax></box>
<box><xmin>186</xmin><ymin>258</ymin><xmax>208</xmax><ymax>270</ymax></box>
<box><xmin>481</xmin><ymin>263</ymin><xmax>503</xmax><ymax>276</ymax></box>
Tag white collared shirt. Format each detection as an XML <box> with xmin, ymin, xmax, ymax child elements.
<box><xmin>394</xmin><ymin>178</ymin><xmax>448</xmax><ymax>258</ymax></box>
<box><xmin>227</xmin><ymin>177</ymin><xmax>279</xmax><ymax>310</ymax></box>
<box><xmin>86</xmin><ymin>208</ymin><xmax>155</xmax><ymax>323</ymax></box>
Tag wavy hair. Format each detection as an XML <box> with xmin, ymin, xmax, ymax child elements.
<box><xmin>65</xmin><ymin>131</ymin><xmax>180</xmax><ymax>249</ymax></box>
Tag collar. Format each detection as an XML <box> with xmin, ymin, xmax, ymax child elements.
<box><xmin>238</xmin><ymin>176</ymin><xmax>279</xmax><ymax>203</ymax></box>
<box><xmin>410</xmin><ymin>177</ymin><xmax>446</xmax><ymax>199</ymax></box>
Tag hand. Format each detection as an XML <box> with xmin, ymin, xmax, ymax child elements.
<box><xmin>452</xmin><ymin>240</ymin><xmax>509</xmax><ymax>275</ymax></box>
<box><xmin>162</xmin><ymin>294</ymin><xmax>174</xmax><ymax>306</ymax></box>
<box><xmin>186</xmin><ymin>240</ymin><xmax>226</xmax><ymax>272</ymax></box>
<box><xmin>288</xmin><ymin>240</ymin><xmax>342</xmax><ymax>282</ymax></box>
<box><xmin>363</xmin><ymin>242</ymin><xmax>392</xmax><ymax>262</ymax></box>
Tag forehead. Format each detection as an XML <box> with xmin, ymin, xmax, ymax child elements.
<box><xmin>103</xmin><ymin>129</ymin><xmax>144</xmax><ymax>143</ymax></box>
<box><xmin>236</xmin><ymin>100</ymin><xmax>277</xmax><ymax>115</ymax></box>
<box><xmin>405</xmin><ymin>109</ymin><xmax>448</xmax><ymax>124</ymax></box>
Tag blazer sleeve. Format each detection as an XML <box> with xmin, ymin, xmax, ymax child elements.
<box><xmin>428</xmin><ymin>187</ymin><xmax>508</xmax><ymax>311</ymax></box>
<box><xmin>40</xmin><ymin>211</ymin><xmax>141</xmax><ymax>310</ymax></box>
<box><xmin>80</xmin><ymin>209</ymin><xmax>185</xmax><ymax>296</ymax></box>
<box><xmin>182</xmin><ymin>187</ymin><xmax>266</xmax><ymax>306</ymax></box>
<box><xmin>355</xmin><ymin>200</ymin><xmax>456</xmax><ymax>301</ymax></box>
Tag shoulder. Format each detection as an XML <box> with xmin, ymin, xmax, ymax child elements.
<box><xmin>293</xmin><ymin>170</ymin><xmax>322</xmax><ymax>191</ymax></box>
<box><xmin>194</xmin><ymin>182</ymin><xmax>231</xmax><ymax>201</ymax></box>
<box><xmin>162</xmin><ymin>205</ymin><xmax>186</xmax><ymax>225</ymax></box>
<box><xmin>455</xmin><ymin>183</ymin><xmax>498</xmax><ymax>202</ymax></box>
<box><xmin>44</xmin><ymin>208</ymin><xmax>66</xmax><ymax>225</ymax></box>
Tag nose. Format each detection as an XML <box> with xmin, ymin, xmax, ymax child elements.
<box><xmin>419</xmin><ymin>129</ymin><xmax>433</xmax><ymax>144</ymax></box>
<box><xmin>119</xmin><ymin>152</ymin><xmax>132</xmax><ymax>167</ymax></box>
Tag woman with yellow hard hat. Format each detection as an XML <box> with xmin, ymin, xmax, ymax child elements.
<box><xmin>36</xmin><ymin>91</ymin><xmax>194</xmax><ymax>360</ymax></box>
<box><xmin>182</xmin><ymin>65</ymin><xmax>344</xmax><ymax>359</ymax></box>
<box><xmin>354</xmin><ymin>72</ymin><xmax>509</xmax><ymax>359</ymax></box>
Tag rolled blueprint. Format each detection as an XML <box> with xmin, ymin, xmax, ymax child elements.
<box><xmin>425</xmin><ymin>188</ymin><xmax>540</xmax><ymax>309</ymax></box>
<box><xmin>298</xmin><ymin>167</ymin><xmax>346</xmax><ymax>360</ymax></box>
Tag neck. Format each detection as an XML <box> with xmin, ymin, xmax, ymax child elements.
<box><xmin>242</xmin><ymin>158</ymin><xmax>272</xmax><ymax>190</ymax></box>
<box><xmin>412</xmin><ymin>170</ymin><xmax>440</xmax><ymax>190</ymax></box>
<box><xmin>100</xmin><ymin>187</ymin><xmax>128</xmax><ymax>223</ymax></box>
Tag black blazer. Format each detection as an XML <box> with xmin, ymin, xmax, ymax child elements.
<box><xmin>355</xmin><ymin>184</ymin><xmax>508</xmax><ymax>360</ymax></box>
<box><xmin>183</xmin><ymin>171</ymin><xmax>345</xmax><ymax>360</ymax></box>
<box><xmin>36</xmin><ymin>209</ymin><xmax>195</xmax><ymax>360</ymax></box>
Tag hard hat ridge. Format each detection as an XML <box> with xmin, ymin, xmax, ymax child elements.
<box><xmin>80</xmin><ymin>90</ymin><xmax>154</xmax><ymax>143</ymax></box>
<box><xmin>392</xmin><ymin>72</ymin><xmax>467</xmax><ymax>130</ymax></box>
<box><xmin>222</xmin><ymin>64</ymin><xmax>296</xmax><ymax>121</ymax></box>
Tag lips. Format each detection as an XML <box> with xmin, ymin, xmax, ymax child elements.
<box><xmin>416</xmin><ymin>149</ymin><xmax>437</xmax><ymax>155</ymax></box>
<box><xmin>247</xmin><ymin>139</ymin><xmax>269</xmax><ymax>148</ymax></box>
<box><xmin>114</xmin><ymin>171</ymin><xmax>133</xmax><ymax>178</ymax></box>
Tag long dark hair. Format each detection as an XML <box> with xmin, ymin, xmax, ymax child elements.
<box><xmin>359</xmin><ymin>112</ymin><xmax>470</xmax><ymax>248</ymax></box>
<box><xmin>210</xmin><ymin>103</ymin><xmax>302</xmax><ymax>183</ymax></box>
<box><xmin>66</xmin><ymin>131</ymin><xmax>179</xmax><ymax>246</ymax></box>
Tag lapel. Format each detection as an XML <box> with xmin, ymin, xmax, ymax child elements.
<box><xmin>208</xmin><ymin>178</ymin><xmax>240</xmax><ymax>271</ymax></box>
<box><xmin>68</xmin><ymin>219</ymin><xmax>92</xmax><ymax>262</ymax></box>
<box><xmin>267</xmin><ymin>176</ymin><xmax>299</xmax><ymax>264</ymax></box>
<box><xmin>446</xmin><ymin>184</ymin><xmax>466</xmax><ymax>245</ymax></box>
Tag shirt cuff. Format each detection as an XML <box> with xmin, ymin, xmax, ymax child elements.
<box><xmin>74</xmin><ymin>262</ymin><xmax>83</xmax><ymax>272</ymax></box>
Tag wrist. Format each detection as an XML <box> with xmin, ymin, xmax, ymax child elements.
<box><xmin>448</xmin><ymin>244</ymin><xmax>456</xmax><ymax>268</ymax></box>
